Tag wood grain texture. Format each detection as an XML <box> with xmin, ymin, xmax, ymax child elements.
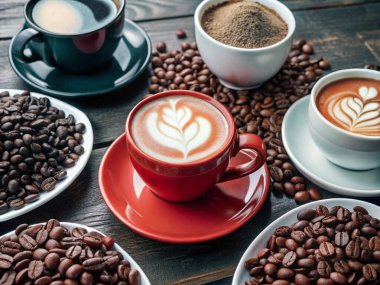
<box><xmin>0</xmin><ymin>0</ymin><xmax>378</xmax><ymax>39</ymax></box>
<box><xmin>1</xmin><ymin>147</ymin><xmax>379</xmax><ymax>284</ymax></box>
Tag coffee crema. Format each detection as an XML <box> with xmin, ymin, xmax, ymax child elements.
<box><xmin>32</xmin><ymin>0</ymin><xmax>117</xmax><ymax>35</ymax></box>
<box><xmin>131</xmin><ymin>96</ymin><xmax>229</xmax><ymax>163</ymax></box>
<box><xmin>316</xmin><ymin>78</ymin><xmax>380</xmax><ymax>136</ymax></box>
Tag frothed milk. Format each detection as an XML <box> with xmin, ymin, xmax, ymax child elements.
<box><xmin>317</xmin><ymin>78</ymin><xmax>380</xmax><ymax>136</ymax></box>
<box><xmin>32</xmin><ymin>0</ymin><xmax>117</xmax><ymax>35</ymax></box>
<box><xmin>131</xmin><ymin>96</ymin><xmax>229</xmax><ymax>163</ymax></box>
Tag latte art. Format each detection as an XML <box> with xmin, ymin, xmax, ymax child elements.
<box><xmin>317</xmin><ymin>78</ymin><xmax>380</xmax><ymax>136</ymax></box>
<box><xmin>147</xmin><ymin>99</ymin><xmax>211</xmax><ymax>159</ymax></box>
<box><xmin>131</xmin><ymin>96</ymin><xmax>228</xmax><ymax>163</ymax></box>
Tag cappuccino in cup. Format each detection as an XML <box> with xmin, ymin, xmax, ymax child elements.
<box><xmin>131</xmin><ymin>95</ymin><xmax>229</xmax><ymax>163</ymax></box>
<box><xmin>32</xmin><ymin>0</ymin><xmax>117</xmax><ymax>35</ymax></box>
<box><xmin>316</xmin><ymin>78</ymin><xmax>380</xmax><ymax>136</ymax></box>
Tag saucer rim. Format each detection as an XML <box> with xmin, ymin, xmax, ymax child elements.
<box><xmin>98</xmin><ymin>133</ymin><xmax>270</xmax><ymax>244</ymax></box>
<box><xmin>8</xmin><ymin>19</ymin><xmax>152</xmax><ymax>97</ymax></box>
<box><xmin>282</xmin><ymin>95</ymin><xmax>380</xmax><ymax>197</ymax></box>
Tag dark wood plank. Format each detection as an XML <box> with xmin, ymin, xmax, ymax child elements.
<box><xmin>1</xmin><ymin>146</ymin><xmax>378</xmax><ymax>284</ymax></box>
<box><xmin>0</xmin><ymin>0</ymin><xmax>378</xmax><ymax>39</ymax></box>
<box><xmin>0</xmin><ymin>0</ymin><xmax>203</xmax><ymax>39</ymax></box>
<box><xmin>1</xmin><ymin>2</ymin><xmax>379</xmax><ymax>146</ymax></box>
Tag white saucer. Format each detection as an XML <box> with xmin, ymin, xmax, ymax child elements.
<box><xmin>282</xmin><ymin>96</ymin><xmax>380</xmax><ymax>197</ymax></box>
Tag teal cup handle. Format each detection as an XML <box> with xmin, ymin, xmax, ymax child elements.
<box><xmin>12</xmin><ymin>27</ymin><xmax>55</xmax><ymax>66</ymax></box>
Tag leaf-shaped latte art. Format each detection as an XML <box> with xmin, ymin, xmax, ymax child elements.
<box><xmin>147</xmin><ymin>98</ymin><xmax>211</xmax><ymax>158</ymax></box>
<box><xmin>326</xmin><ymin>86</ymin><xmax>380</xmax><ymax>135</ymax></box>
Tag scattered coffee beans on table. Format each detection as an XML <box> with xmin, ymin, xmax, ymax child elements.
<box><xmin>0</xmin><ymin>91</ymin><xmax>86</xmax><ymax>214</ymax></box>
<box><xmin>148</xmin><ymin>39</ymin><xmax>331</xmax><ymax>203</ymax></box>
<box><xmin>244</xmin><ymin>205</ymin><xmax>380</xmax><ymax>285</ymax></box>
<box><xmin>0</xmin><ymin>219</ymin><xmax>140</xmax><ymax>285</ymax></box>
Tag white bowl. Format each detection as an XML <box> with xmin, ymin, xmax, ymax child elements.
<box><xmin>194</xmin><ymin>0</ymin><xmax>296</xmax><ymax>90</ymax></box>
<box><xmin>232</xmin><ymin>198</ymin><xmax>380</xmax><ymax>285</ymax></box>
<box><xmin>0</xmin><ymin>222</ymin><xmax>151</xmax><ymax>285</ymax></box>
<box><xmin>0</xmin><ymin>89</ymin><xmax>93</xmax><ymax>222</ymax></box>
<box><xmin>308</xmin><ymin>69</ymin><xmax>380</xmax><ymax>170</ymax></box>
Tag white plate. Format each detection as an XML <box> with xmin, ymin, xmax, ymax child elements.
<box><xmin>232</xmin><ymin>198</ymin><xmax>380</xmax><ymax>285</ymax></box>
<box><xmin>0</xmin><ymin>89</ymin><xmax>93</xmax><ymax>222</ymax></box>
<box><xmin>0</xmin><ymin>222</ymin><xmax>151</xmax><ymax>285</ymax></box>
<box><xmin>282</xmin><ymin>96</ymin><xmax>380</xmax><ymax>197</ymax></box>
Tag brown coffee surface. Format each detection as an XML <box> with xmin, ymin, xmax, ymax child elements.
<box><xmin>131</xmin><ymin>95</ymin><xmax>229</xmax><ymax>163</ymax></box>
<box><xmin>201</xmin><ymin>0</ymin><xmax>288</xmax><ymax>49</ymax></box>
<box><xmin>317</xmin><ymin>78</ymin><xmax>380</xmax><ymax>136</ymax></box>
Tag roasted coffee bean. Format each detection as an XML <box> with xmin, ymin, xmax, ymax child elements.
<box><xmin>28</xmin><ymin>260</ymin><xmax>44</xmax><ymax>280</ymax></box>
<box><xmin>1</xmin><ymin>220</ymin><xmax>139</xmax><ymax>284</ymax></box>
<box><xmin>362</xmin><ymin>264</ymin><xmax>377</xmax><ymax>281</ymax></box>
<box><xmin>19</xmin><ymin>234</ymin><xmax>37</xmax><ymax>250</ymax></box>
<box><xmin>176</xmin><ymin>29</ymin><xmax>187</xmax><ymax>39</ymax></box>
<box><xmin>0</xmin><ymin>254</ymin><xmax>13</xmax><ymax>269</ymax></box>
<box><xmin>0</xmin><ymin>92</ymin><xmax>86</xmax><ymax>214</ymax></box>
<box><xmin>44</xmin><ymin>252</ymin><xmax>60</xmax><ymax>271</ymax></box>
<box><xmin>244</xmin><ymin>204</ymin><xmax>379</xmax><ymax>284</ymax></box>
<box><xmin>282</xmin><ymin>251</ymin><xmax>296</xmax><ymax>267</ymax></box>
<box><xmin>335</xmin><ymin>231</ymin><xmax>349</xmax><ymax>247</ymax></box>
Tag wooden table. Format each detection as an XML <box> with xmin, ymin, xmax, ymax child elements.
<box><xmin>1</xmin><ymin>1</ymin><xmax>380</xmax><ymax>284</ymax></box>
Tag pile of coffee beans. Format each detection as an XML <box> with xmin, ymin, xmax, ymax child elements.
<box><xmin>244</xmin><ymin>205</ymin><xmax>380</xmax><ymax>285</ymax></box>
<box><xmin>0</xmin><ymin>91</ymin><xmax>86</xmax><ymax>214</ymax></box>
<box><xmin>0</xmin><ymin>219</ymin><xmax>140</xmax><ymax>285</ymax></box>
<box><xmin>149</xmin><ymin>38</ymin><xmax>331</xmax><ymax>203</ymax></box>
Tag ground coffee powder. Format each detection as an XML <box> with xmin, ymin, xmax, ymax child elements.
<box><xmin>201</xmin><ymin>0</ymin><xmax>288</xmax><ymax>49</ymax></box>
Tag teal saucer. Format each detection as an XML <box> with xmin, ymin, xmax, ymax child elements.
<box><xmin>9</xmin><ymin>19</ymin><xmax>151</xmax><ymax>97</ymax></box>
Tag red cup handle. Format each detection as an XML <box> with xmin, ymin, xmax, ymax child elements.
<box><xmin>219</xmin><ymin>134</ymin><xmax>266</xmax><ymax>183</ymax></box>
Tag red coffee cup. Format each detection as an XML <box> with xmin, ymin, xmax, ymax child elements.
<box><xmin>125</xmin><ymin>90</ymin><xmax>266</xmax><ymax>202</ymax></box>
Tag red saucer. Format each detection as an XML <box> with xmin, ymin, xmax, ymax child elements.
<box><xmin>99</xmin><ymin>134</ymin><xmax>270</xmax><ymax>244</ymax></box>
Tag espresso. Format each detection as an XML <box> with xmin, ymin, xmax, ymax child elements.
<box><xmin>317</xmin><ymin>78</ymin><xmax>380</xmax><ymax>136</ymax></box>
<box><xmin>32</xmin><ymin>0</ymin><xmax>117</xmax><ymax>35</ymax></box>
<box><xmin>131</xmin><ymin>96</ymin><xmax>229</xmax><ymax>163</ymax></box>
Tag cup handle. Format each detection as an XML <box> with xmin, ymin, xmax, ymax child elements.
<box><xmin>12</xmin><ymin>28</ymin><xmax>55</xmax><ymax>66</ymax></box>
<box><xmin>218</xmin><ymin>133</ymin><xmax>266</xmax><ymax>183</ymax></box>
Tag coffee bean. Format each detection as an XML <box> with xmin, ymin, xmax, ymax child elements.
<box><xmin>83</xmin><ymin>257</ymin><xmax>105</xmax><ymax>272</ymax></box>
<box><xmin>176</xmin><ymin>29</ymin><xmax>187</xmax><ymax>39</ymax></box>
<box><xmin>28</xmin><ymin>260</ymin><xmax>44</xmax><ymax>280</ymax></box>
<box><xmin>156</xmin><ymin>42</ymin><xmax>167</xmax><ymax>53</ymax></box>
<box><xmin>362</xmin><ymin>264</ymin><xmax>377</xmax><ymax>282</ymax></box>
<box><xmin>294</xmin><ymin>191</ymin><xmax>310</xmax><ymax>203</ymax></box>
<box><xmin>308</xmin><ymin>187</ymin><xmax>321</xmax><ymax>200</ymax></box>
<box><xmin>0</xmin><ymin>254</ymin><xmax>13</xmax><ymax>269</ymax></box>
<box><xmin>19</xmin><ymin>234</ymin><xmax>37</xmax><ymax>250</ymax></box>
<box><xmin>44</xmin><ymin>252</ymin><xmax>60</xmax><ymax>270</ymax></box>
<box><xmin>282</xmin><ymin>251</ymin><xmax>296</xmax><ymax>267</ymax></box>
<box><xmin>330</xmin><ymin>272</ymin><xmax>347</xmax><ymax>284</ymax></box>
<box><xmin>335</xmin><ymin>231</ymin><xmax>349</xmax><ymax>247</ymax></box>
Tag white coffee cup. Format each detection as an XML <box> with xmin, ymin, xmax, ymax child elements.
<box><xmin>194</xmin><ymin>0</ymin><xmax>295</xmax><ymax>90</ymax></box>
<box><xmin>308</xmin><ymin>68</ymin><xmax>380</xmax><ymax>170</ymax></box>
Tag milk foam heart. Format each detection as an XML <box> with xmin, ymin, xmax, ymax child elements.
<box><xmin>317</xmin><ymin>78</ymin><xmax>380</xmax><ymax>136</ymax></box>
<box><xmin>131</xmin><ymin>96</ymin><xmax>229</xmax><ymax>163</ymax></box>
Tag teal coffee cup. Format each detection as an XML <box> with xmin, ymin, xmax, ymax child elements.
<box><xmin>12</xmin><ymin>0</ymin><xmax>125</xmax><ymax>73</ymax></box>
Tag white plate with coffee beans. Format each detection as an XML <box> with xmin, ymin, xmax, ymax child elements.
<box><xmin>0</xmin><ymin>221</ymin><xmax>151</xmax><ymax>285</ymax></box>
<box><xmin>0</xmin><ymin>89</ymin><xmax>93</xmax><ymax>222</ymax></box>
<box><xmin>232</xmin><ymin>198</ymin><xmax>380</xmax><ymax>285</ymax></box>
